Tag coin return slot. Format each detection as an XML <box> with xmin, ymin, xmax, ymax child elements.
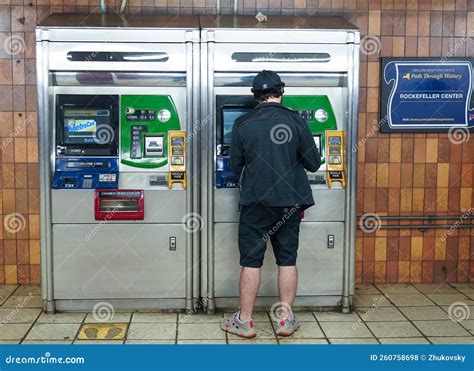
<box><xmin>95</xmin><ymin>189</ymin><xmax>144</xmax><ymax>220</ymax></box>
<box><xmin>99</xmin><ymin>199</ymin><xmax>139</xmax><ymax>212</ymax></box>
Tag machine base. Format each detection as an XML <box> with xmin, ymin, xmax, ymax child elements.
<box><xmin>213</xmin><ymin>295</ymin><xmax>346</xmax><ymax>313</ymax></box>
<box><xmin>49</xmin><ymin>298</ymin><xmax>187</xmax><ymax>313</ymax></box>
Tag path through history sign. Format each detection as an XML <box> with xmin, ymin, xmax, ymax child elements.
<box><xmin>380</xmin><ymin>58</ymin><xmax>474</xmax><ymax>132</ymax></box>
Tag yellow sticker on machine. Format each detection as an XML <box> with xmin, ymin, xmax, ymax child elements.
<box><xmin>78</xmin><ymin>323</ymin><xmax>128</xmax><ymax>340</ymax></box>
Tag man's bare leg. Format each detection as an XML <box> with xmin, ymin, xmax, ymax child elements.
<box><xmin>278</xmin><ymin>266</ymin><xmax>298</xmax><ymax>318</ymax></box>
<box><xmin>239</xmin><ymin>267</ymin><xmax>261</xmax><ymax>320</ymax></box>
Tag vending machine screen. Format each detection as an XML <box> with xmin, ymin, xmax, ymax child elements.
<box><xmin>63</xmin><ymin>109</ymin><xmax>112</xmax><ymax>144</ymax></box>
<box><xmin>56</xmin><ymin>94</ymin><xmax>119</xmax><ymax>156</ymax></box>
<box><xmin>222</xmin><ymin>108</ymin><xmax>252</xmax><ymax>144</ymax></box>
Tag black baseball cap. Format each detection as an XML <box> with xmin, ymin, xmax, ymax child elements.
<box><xmin>251</xmin><ymin>70</ymin><xmax>285</xmax><ymax>92</ymax></box>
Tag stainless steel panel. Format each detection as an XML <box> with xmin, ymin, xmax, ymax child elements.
<box><xmin>214</xmin><ymin>222</ymin><xmax>344</xmax><ymax>299</ymax></box>
<box><xmin>40</xmin><ymin>28</ymin><xmax>197</xmax><ymax>44</ymax></box>
<box><xmin>344</xmin><ymin>42</ymin><xmax>361</xmax><ymax>308</ymax></box>
<box><xmin>55</xmin><ymin>298</ymin><xmax>186</xmax><ymax>311</ymax></box>
<box><xmin>204</xmin><ymin>41</ymin><xmax>216</xmax><ymax>312</ymax></box>
<box><xmin>208</xmin><ymin>30</ymin><xmax>355</xmax><ymax>44</ymax></box>
<box><xmin>213</xmin><ymin>190</ymin><xmax>240</xmax><ymax>222</ymax></box>
<box><xmin>185</xmin><ymin>40</ymin><xmax>195</xmax><ymax>311</ymax></box>
<box><xmin>213</xmin><ymin>44</ymin><xmax>350</xmax><ymax>72</ymax></box>
<box><xmin>37</xmin><ymin>14</ymin><xmax>199</xmax><ymax>44</ymax></box>
<box><xmin>215</xmin><ymin>73</ymin><xmax>346</xmax><ymax>87</ymax></box>
<box><xmin>52</xmin><ymin>224</ymin><xmax>187</xmax><ymax>300</ymax></box>
<box><xmin>53</xmin><ymin>72</ymin><xmax>187</xmax><ymax>87</ymax></box>
<box><xmin>304</xmin><ymin>189</ymin><xmax>346</xmax><ymax>222</ymax></box>
<box><xmin>39</xmin><ymin>13</ymin><xmax>200</xmax><ymax>29</ymax></box>
<box><xmin>191</xmin><ymin>38</ymin><xmax>201</xmax><ymax>304</ymax></box>
<box><xmin>199</xmin><ymin>40</ymin><xmax>210</xmax><ymax>306</ymax></box>
<box><xmin>37</xmin><ymin>40</ymin><xmax>55</xmax><ymax>310</ymax></box>
<box><xmin>215</xmin><ymin>296</ymin><xmax>341</xmax><ymax>310</ymax></box>
<box><xmin>213</xmin><ymin>189</ymin><xmax>345</xmax><ymax>223</ymax></box>
<box><xmin>52</xmin><ymin>190</ymin><xmax>186</xmax><ymax>224</ymax></box>
<box><xmin>200</xmin><ymin>15</ymin><xmax>358</xmax><ymax>32</ymax></box>
<box><xmin>48</xmin><ymin>42</ymin><xmax>188</xmax><ymax>71</ymax></box>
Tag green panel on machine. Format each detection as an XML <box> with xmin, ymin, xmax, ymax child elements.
<box><xmin>120</xmin><ymin>95</ymin><xmax>181</xmax><ymax>169</ymax></box>
<box><xmin>282</xmin><ymin>95</ymin><xmax>337</xmax><ymax>165</ymax></box>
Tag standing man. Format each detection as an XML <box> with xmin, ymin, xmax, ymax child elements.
<box><xmin>221</xmin><ymin>70</ymin><xmax>321</xmax><ymax>338</ymax></box>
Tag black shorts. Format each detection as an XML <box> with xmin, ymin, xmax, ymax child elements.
<box><xmin>238</xmin><ymin>203</ymin><xmax>302</xmax><ymax>268</ymax></box>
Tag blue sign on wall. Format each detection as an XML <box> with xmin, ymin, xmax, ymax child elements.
<box><xmin>380</xmin><ymin>58</ymin><xmax>474</xmax><ymax>132</ymax></box>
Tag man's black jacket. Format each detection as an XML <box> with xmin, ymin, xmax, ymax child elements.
<box><xmin>230</xmin><ymin>102</ymin><xmax>321</xmax><ymax>209</ymax></box>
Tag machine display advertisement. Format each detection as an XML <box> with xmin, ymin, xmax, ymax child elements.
<box><xmin>63</xmin><ymin>109</ymin><xmax>111</xmax><ymax>144</ymax></box>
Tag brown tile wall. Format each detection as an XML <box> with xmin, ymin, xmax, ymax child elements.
<box><xmin>0</xmin><ymin>0</ymin><xmax>472</xmax><ymax>284</ymax></box>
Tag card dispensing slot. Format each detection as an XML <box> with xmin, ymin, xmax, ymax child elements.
<box><xmin>95</xmin><ymin>189</ymin><xmax>144</xmax><ymax>220</ymax></box>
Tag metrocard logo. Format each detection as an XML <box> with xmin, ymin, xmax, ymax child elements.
<box><xmin>68</xmin><ymin>120</ymin><xmax>96</xmax><ymax>132</ymax></box>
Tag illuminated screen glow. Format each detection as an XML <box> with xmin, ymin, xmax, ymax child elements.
<box><xmin>63</xmin><ymin>109</ymin><xmax>111</xmax><ymax>144</ymax></box>
<box><xmin>223</xmin><ymin>108</ymin><xmax>252</xmax><ymax>144</ymax></box>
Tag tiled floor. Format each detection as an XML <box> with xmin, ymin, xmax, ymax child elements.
<box><xmin>0</xmin><ymin>284</ymin><xmax>472</xmax><ymax>344</ymax></box>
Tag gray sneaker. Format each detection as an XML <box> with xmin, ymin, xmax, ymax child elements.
<box><xmin>275</xmin><ymin>315</ymin><xmax>299</xmax><ymax>336</ymax></box>
<box><xmin>220</xmin><ymin>312</ymin><xmax>257</xmax><ymax>338</ymax></box>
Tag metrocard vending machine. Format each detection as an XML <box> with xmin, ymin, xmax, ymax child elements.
<box><xmin>36</xmin><ymin>14</ymin><xmax>199</xmax><ymax>312</ymax></box>
<box><xmin>200</xmin><ymin>16</ymin><xmax>359</xmax><ymax>312</ymax></box>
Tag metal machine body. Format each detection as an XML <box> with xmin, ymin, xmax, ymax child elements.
<box><xmin>200</xmin><ymin>16</ymin><xmax>360</xmax><ymax>312</ymax></box>
<box><xmin>36</xmin><ymin>14</ymin><xmax>200</xmax><ymax>312</ymax></box>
